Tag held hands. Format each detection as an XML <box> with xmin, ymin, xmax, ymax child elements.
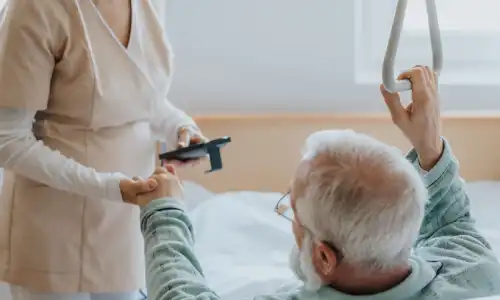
<box><xmin>127</xmin><ymin>166</ymin><xmax>184</xmax><ymax>207</ymax></box>
<box><xmin>380</xmin><ymin>65</ymin><xmax>443</xmax><ymax>171</ymax></box>
<box><xmin>120</xmin><ymin>177</ymin><xmax>158</xmax><ymax>204</ymax></box>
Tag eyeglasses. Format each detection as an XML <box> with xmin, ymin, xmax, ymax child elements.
<box><xmin>274</xmin><ymin>191</ymin><xmax>344</xmax><ymax>262</ymax></box>
<box><xmin>274</xmin><ymin>191</ymin><xmax>294</xmax><ymax>222</ymax></box>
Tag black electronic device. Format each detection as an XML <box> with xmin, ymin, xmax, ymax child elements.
<box><xmin>158</xmin><ymin>136</ymin><xmax>231</xmax><ymax>173</ymax></box>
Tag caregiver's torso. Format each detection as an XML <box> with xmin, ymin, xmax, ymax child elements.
<box><xmin>0</xmin><ymin>0</ymin><xmax>172</xmax><ymax>293</ymax></box>
<box><xmin>38</xmin><ymin>0</ymin><xmax>170</xmax><ymax>177</ymax></box>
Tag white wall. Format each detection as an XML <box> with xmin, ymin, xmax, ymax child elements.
<box><xmin>163</xmin><ymin>0</ymin><xmax>500</xmax><ymax>114</ymax></box>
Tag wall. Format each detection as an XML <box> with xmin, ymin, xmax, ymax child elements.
<box><xmin>162</xmin><ymin>0</ymin><xmax>500</xmax><ymax>114</ymax></box>
<box><xmin>177</xmin><ymin>114</ymin><xmax>500</xmax><ymax>193</ymax></box>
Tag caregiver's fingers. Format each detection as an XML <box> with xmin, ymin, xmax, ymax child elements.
<box><xmin>177</xmin><ymin>130</ymin><xmax>191</xmax><ymax>148</ymax></box>
<box><xmin>190</xmin><ymin>134</ymin><xmax>209</xmax><ymax>145</ymax></box>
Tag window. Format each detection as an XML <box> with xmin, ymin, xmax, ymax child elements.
<box><xmin>355</xmin><ymin>0</ymin><xmax>500</xmax><ymax>85</ymax></box>
<box><xmin>405</xmin><ymin>0</ymin><xmax>500</xmax><ymax>33</ymax></box>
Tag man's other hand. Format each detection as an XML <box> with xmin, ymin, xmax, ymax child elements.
<box><xmin>380</xmin><ymin>65</ymin><xmax>443</xmax><ymax>171</ymax></box>
<box><xmin>135</xmin><ymin>166</ymin><xmax>184</xmax><ymax>207</ymax></box>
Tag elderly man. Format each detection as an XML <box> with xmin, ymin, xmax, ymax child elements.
<box><xmin>133</xmin><ymin>66</ymin><xmax>500</xmax><ymax>300</ymax></box>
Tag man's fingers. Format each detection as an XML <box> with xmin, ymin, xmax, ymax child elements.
<box><xmin>380</xmin><ymin>84</ymin><xmax>408</xmax><ymax>125</ymax></box>
<box><xmin>153</xmin><ymin>165</ymin><xmax>177</xmax><ymax>175</ymax></box>
<box><xmin>425</xmin><ymin>66</ymin><xmax>437</xmax><ymax>88</ymax></box>
<box><xmin>165</xmin><ymin>164</ymin><xmax>177</xmax><ymax>175</ymax></box>
<box><xmin>153</xmin><ymin>166</ymin><xmax>168</xmax><ymax>175</ymax></box>
<box><xmin>397</xmin><ymin>66</ymin><xmax>427</xmax><ymax>91</ymax></box>
<box><xmin>414</xmin><ymin>65</ymin><xmax>431</xmax><ymax>85</ymax></box>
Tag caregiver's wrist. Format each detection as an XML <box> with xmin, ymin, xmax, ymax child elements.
<box><xmin>106</xmin><ymin>173</ymin><xmax>127</xmax><ymax>202</ymax></box>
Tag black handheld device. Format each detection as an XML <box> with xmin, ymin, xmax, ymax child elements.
<box><xmin>158</xmin><ymin>136</ymin><xmax>231</xmax><ymax>173</ymax></box>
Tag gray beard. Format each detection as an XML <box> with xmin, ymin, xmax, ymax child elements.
<box><xmin>289</xmin><ymin>234</ymin><xmax>324</xmax><ymax>292</ymax></box>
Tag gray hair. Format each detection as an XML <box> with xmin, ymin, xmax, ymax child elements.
<box><xmin>294</xmin><ymin>130</ymin><xmax>427</xmax><ymax>271</ymax></box>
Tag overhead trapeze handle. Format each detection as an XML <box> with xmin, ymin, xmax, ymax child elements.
<box><xmin>382</xmin><ymin>0</ymin><xmax>443</xmax><ymax>93</ymax></box>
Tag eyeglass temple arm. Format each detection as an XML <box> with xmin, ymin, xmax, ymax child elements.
<box><xmin>382</xmin><ymin>0</ymin><xmax>443</xmax><ymax>93</ymax></box>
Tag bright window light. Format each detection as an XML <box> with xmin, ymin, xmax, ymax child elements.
<box><xmin>404</xmin><ymin>0</ymin><xmax>500</xmax><ymax>32</ymax></box>
<box><xmin>356</xmin><ymin>0</ymin><xmax>500</xmax><ymax>85</ymax></box>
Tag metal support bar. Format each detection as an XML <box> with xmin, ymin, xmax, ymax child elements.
<box><xmin>382</xmin><ymin>0</ymin><xmax>443</xmax><ymax>93</ymax></box>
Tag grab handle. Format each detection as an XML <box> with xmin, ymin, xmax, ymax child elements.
<box><xmin>382</xmin><ymin>0</ymin><xmax>443</xmax><ymax>93</ymax></box>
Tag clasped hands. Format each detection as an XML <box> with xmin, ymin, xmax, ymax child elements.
<box><xmin>122</xmin><ymin>165</ymin><xmax>182</xmax><ymax>206</ymax></box>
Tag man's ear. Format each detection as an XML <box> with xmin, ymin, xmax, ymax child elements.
<box><xmin>312</xmin><ymin>241</ymin><xmax>338</xmax><ymax>276</ymax></box>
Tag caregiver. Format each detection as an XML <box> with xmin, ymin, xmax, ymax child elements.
<box><xmin>0</xmin><ymin>0</ymin><xmax>205</xmax><ymax>299</ymax></box>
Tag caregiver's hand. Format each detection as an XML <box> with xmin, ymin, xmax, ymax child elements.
<box><xmin>135</xmin><ymin>165</ymin><xmax>184</xmax><ymax>207</ymax></box>
<box><xmin>177</xmin><ymin>125</ymin><xmax>208</xmax><ymax>148</ymax></box>
<box><xmin>380</xmin><ymin>65</ymin><xmax>443</xmax><ymax>171</ymax></box>
<box><xmin>120</xmin><ymin>177</ymin><xmax>157</xmax><ymax>204</ymax></box>
<box><xmin>164</xmin><ymin>125</ymin><xmax>209</xmax><ymax>166</ymax></box>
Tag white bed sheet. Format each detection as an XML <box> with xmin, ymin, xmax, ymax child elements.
<box><xmin>185</xmin><ymin>181</ymin><xmax>500</xmax><ymax>300</ymax></box>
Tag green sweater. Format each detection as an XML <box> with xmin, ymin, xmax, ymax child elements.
<box><xmin>140</xmin><ymin>140</ymin><xmax>500</xmax><ymax>300</ymax></box>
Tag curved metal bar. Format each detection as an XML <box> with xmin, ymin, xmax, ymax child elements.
<box><xmin>382</xmin><ymin>0</ymin><xmax>443</xmax><ymax>93</ymax></box>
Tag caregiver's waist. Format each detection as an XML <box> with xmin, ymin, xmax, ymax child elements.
<box><xmin>33</xmin><ymin>118</ymin><xmax>150</xmax><ymax>138</ymax></box>
<box><xmin>32</xmin><ymin>119</ymin><xmax>157</xmax><ymax>177</ymax></box>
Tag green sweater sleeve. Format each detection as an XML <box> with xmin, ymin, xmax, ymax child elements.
<box><xmin>407</xmin><ymin>139</ymin><xmax>500</xmax><ymax>288</ymax></box>
<box><xmin>407</xmin><ymin>139</ymin><xmax>493</xmax><ymax>251</ymax></box>
<box><xmin>140</xmin><ymin>199</ymin><xmax>221</xmax><ymax>300</ymax></box>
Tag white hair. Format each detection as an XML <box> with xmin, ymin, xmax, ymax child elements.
<box><xmin>294</xmin><ymin>130</ymin><xmax>427</xmax><ymax>271</ymax></box>
<box><xmin>289</xmin><ymin>232</ymin><xmax>323</xmax><ymax>292</ymax></box>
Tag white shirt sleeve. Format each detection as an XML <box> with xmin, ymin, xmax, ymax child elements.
<box><xmin>0</xmin><ymin>108</ymin><xmax>125</xmax><ymax>201</ymax></box>
<box><xmin>150</xmin><ymin>98</ymin><xmax>197</xmax><ymax>148</ymax></box>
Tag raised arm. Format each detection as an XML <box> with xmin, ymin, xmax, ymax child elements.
<box><xmin>408</xmin><ymin>140</ymin><xmax>500</xmax><ymax>297</ymax></box>
<box><xmin>408</xmin><ymin>140</ymin><xmax>494</xmax><ymax>254</ymax></box>
<box><xmin>381</xmin><ymin>66</ymin><xmax>500</xmax><ymax>295</ymax></box>
<box><xmin>0</xmin><ymin>0</ymin><xmax>129</xmax><ymax>201</ymax></box>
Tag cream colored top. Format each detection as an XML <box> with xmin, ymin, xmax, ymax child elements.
<box><xmin>0</xmin><ymin>0</ymin><xmax>197</xmax><ymax>293</ymax></box>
